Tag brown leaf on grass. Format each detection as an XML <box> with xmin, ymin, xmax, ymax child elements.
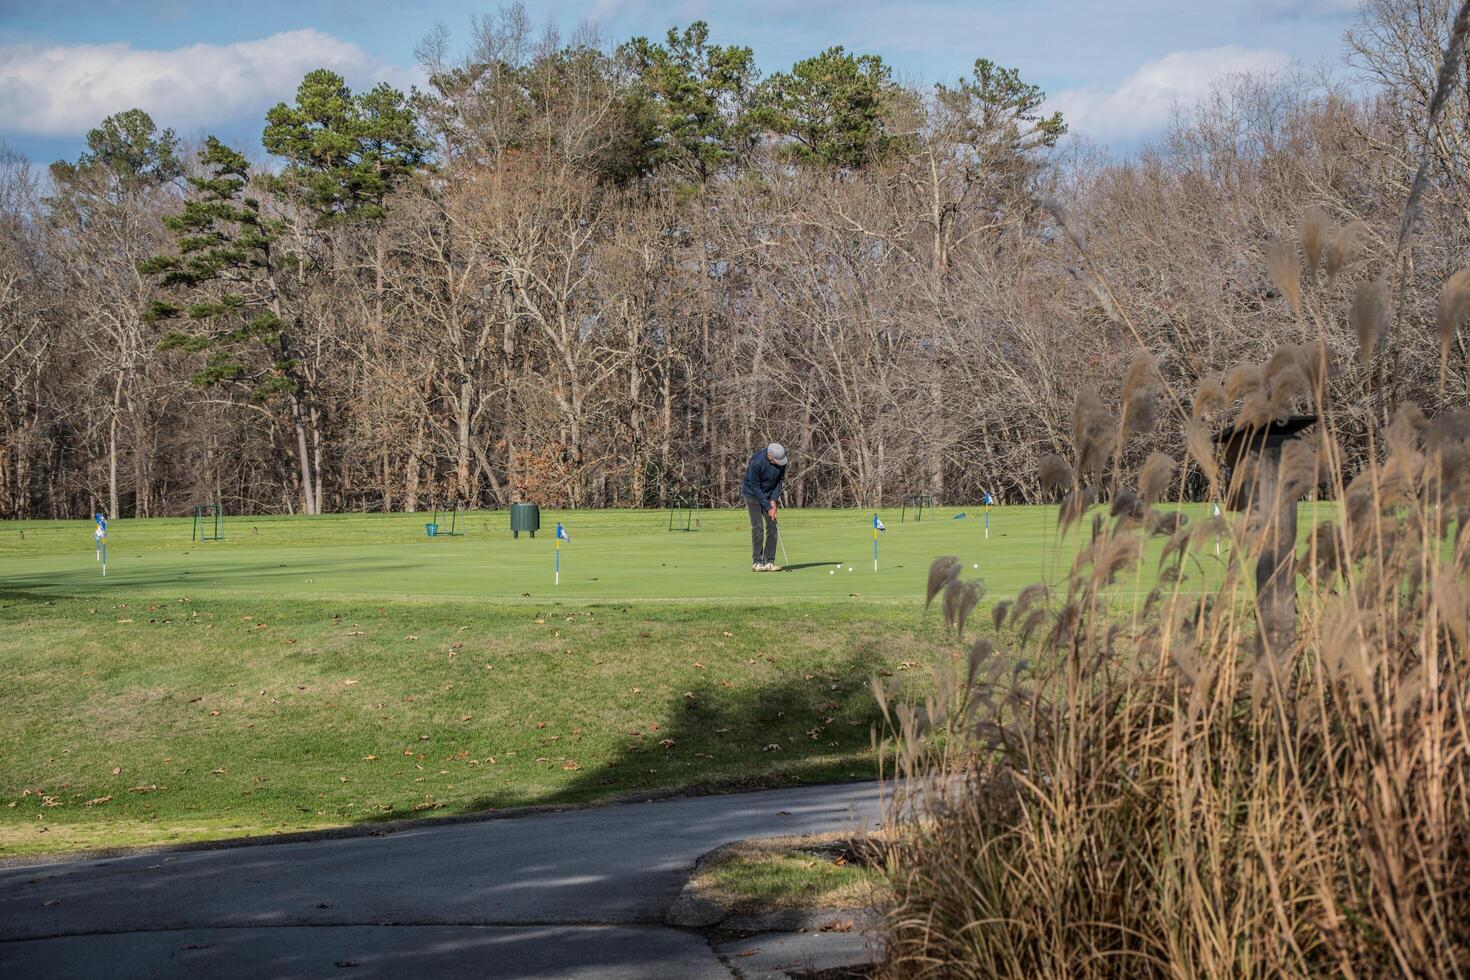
<box><xmin>361</xmin><ymin>755</ymin><xmax>378</xmax><ymax>761</ymax></box>
<box><xmin>111</xmin><ymin>767</ymin><xmax>121</xmax><ymax>775</ymax></box>
<box><xmin>83</xmin><ymin>796</ymin><xmax>112</xmax><ymax>807</ymax></box>
<box><xmin>562</xmin><ymin>760</ymin><xmax>580</xmax><ymax>771</ymax></box>
<box><xmin>721</xmin><ymin>631</ymin><xmax>733</xmax><ymax>637</ymax></box>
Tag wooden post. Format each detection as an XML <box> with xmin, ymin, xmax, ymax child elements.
<box><xmin>1251</xmin><ymin>445</ymin><xmax>1299</xmax><ymax>656</ymax></box>
<box><xmin>1218</xmin><ymin>415</ymin><xmax>1314</xmax><ymax>659</ymax></box>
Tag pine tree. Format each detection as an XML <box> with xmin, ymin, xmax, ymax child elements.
<box><xmin>139</xmin><ymin>138</ymin><xmax>320</xmax><ymax>513</ymax></box>
<box><xmin>624</xmin><ymin>22</ymin><xmax>758</xmax><ymax>186</ymax></box>
<box><xmin>753</xmin><ymin>47</ymin><xmax>895</xmax><ymax>170</ymax></box>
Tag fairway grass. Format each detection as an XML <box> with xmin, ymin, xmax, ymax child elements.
<box><xmin>0</xmin><ymin>505</ymin><xmax>1239</xmax><ymax>857</ymax></box>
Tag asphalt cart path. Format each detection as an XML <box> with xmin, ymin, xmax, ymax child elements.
<box><xmin>0</xmin><ymin>781</ymin><xmax>885</xmax><ymax>978</ymax></box>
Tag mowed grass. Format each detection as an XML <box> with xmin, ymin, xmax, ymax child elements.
<box><xmin>0</xmin><ymin>505</ymin><xmax>1235</xmax><ymax>857</ymax></box>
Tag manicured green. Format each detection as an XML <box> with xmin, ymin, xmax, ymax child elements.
<box><xmin>0</xmin><ymin>505</ymin><xmax>1232</xmax><ymax>857</ymax></box>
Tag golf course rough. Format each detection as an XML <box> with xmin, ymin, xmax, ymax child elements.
<box><xmin>0</xmin><ymin>505</ymin><xmax>1226</xmax><ymax>856</ymax></box>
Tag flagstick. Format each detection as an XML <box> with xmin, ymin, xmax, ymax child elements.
<box><xmin>555</xmin><ymin>539</ymin><xmax>560</xmax><ymax>586</ymax></box>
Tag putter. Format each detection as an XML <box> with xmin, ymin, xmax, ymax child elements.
<box><xmin>779</xmin><ymin>528</ymin><xmax>791</xmax><ymax>568</ymax></box>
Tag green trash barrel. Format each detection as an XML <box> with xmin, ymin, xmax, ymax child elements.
<box><xmin>510</xmin><ymin>503</ymin><xmax>540</xmax><ymax>539</ymax></box>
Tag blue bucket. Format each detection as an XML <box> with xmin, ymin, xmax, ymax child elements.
<box><xmin>425</xmin><ymin>522</ymin><xmax>438</xmax><ymax>537</ymax></box>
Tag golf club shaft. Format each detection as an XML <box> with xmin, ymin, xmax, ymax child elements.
<box><xmin>778</xmin><ymin>523</ymin><xmax>790</xmax><ymax>566</ymax></box>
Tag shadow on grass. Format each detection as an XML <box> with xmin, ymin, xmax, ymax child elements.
<box><xmin>368</xmin><ymin>643</ymin><xmax>891</xmax><ymax>825</ymax></box>
<box><xmin>0</xmin><ymin>558</ymin><xmax>419</xmax><ymax>603</ymax></box>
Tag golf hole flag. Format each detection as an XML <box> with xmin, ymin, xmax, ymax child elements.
<box><xmin>555</xmin><ymin>523</ymin><xmax>570</xmax><ymax>585</ymax></box>
<box><xmin>94</xmin><ymin>513</ymin><xmax>107</xmax><ymax>576</ymax></box>
<box><xmin>873</xmin><ymin>514</ymin><xmax>886</xmax><ymax>571</ymax></box>
<box><xmin>983</xmin><ymin>492</ymin><xmax>995</xmax><ymax>539</ymax></box>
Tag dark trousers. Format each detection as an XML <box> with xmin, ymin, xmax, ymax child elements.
<box><xmin>745</xmin><ymin>496</ymin><xmax>778</xmax><ymax>564</ymax></box>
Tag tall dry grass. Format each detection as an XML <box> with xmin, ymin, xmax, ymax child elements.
<box><xmin>875</xmin><ymin>127</ymin><xmax>1470</xmax><ymax>980</ymax></box>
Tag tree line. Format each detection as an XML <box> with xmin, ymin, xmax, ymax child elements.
<box><xmin>1</xmin><ymin>0</ymin><xmax>1466</xmax><ymax>519</ymax></box>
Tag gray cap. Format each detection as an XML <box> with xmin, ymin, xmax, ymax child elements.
<box><xmin>767</xmin><ymin>442</ymin><xmax>788</xmax><ymax>466</ymax></box>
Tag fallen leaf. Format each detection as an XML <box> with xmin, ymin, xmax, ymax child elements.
<box><xmin>721</xmin><ymin>631</ymin><xmax>732</xmax><ymax>638</ymax></box>
<box><xmin>561</xmin><ymin>760</ymin><xmax>581</xmax><ymax>771</ymax></box>
<box><xmin>111</xmin><ymin>767</ymin><xmax>121</xmax><ymax>775</ymax></box>
<box><xmin>84</xmin><ymin>796</ymin><xmax>112</xmax><ymax>807</ymax></box>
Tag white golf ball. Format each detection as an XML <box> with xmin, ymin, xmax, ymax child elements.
<box><xmin>829</xmin><ymin>569</ymin><xmax>835</xmax><ymax>575</ymax></box>
<box><xmin>973</xmin><ymin>563</ymin><xmax>978</xmax><ymax>568</ymax></box>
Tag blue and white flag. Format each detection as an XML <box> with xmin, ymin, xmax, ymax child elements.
<box><xmin>873</xmin><ymin>515</ymin><xmax>886</xmax><ymax>533</ymax></box>
<box><xmin>556</xmin><ymin>523</ymin><xmax>571</xmax><ymax>542</ymax></box>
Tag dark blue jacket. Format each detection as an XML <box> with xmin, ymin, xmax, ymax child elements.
<box><xmin>742</xmin><ymin>449</ymin><xmax>786</xmax><ymax>507</ymax></box>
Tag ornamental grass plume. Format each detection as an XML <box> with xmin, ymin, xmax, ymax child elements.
<box><xmin>876</xmin><ymin>195</ymin><xmax>1470</xmax><ymax>978</ymax></box>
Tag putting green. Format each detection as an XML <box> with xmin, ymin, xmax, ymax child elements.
<box><xmin>0</xmin><ymin>504</ymin><xmax>1258</xmax><ymax>856</ymax></box>
<box><xmin>0</xmin><ymin>505</ymin><xmax>1188</xmax><ymax>603</ymax></box>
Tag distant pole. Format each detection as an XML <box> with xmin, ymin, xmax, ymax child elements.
<box><xmin>872</xmin><ymin>513</ymin><xmax>885</xmax><ymax>572</ymax></box>
<box><xmin>94</xmin><ymin>513</ymin><xmax>108</xmax><ymax>577</ymax></box>
<box><xmin>554</xmin><ymin>522</ymin><xmax>570</xmax><ymax>585</ymax></box>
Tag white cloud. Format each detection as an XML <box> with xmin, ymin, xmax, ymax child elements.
<box><xmin>0</xmin><ymin>30</ymin><xmax>423</xmax><ymax>137</ymax></box>
<box><xmin>1049</xmin><ymin>45</ymin><xmax>1293</xmax><ymax>144</ymax></box>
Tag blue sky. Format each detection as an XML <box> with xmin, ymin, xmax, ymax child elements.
<box><xmin>0</xmin><ymin>0</ymin><xmax>1361</xmax><ymax>165</ymax></box>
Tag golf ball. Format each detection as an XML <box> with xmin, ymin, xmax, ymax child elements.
<box><xmin>973</xmin><ymin>563</ymin><xmax>978</xmax><ymax>568</ymax></box>
<box><xmin>829</xmin><ymin>569</ymin><xmax>835</xmax><ymax>574</ymax></box>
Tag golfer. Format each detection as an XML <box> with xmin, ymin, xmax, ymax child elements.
<box><xmin>743</xmin><ymin>443</ymin><xmax>788</xmax><ymax>571</ymax></box>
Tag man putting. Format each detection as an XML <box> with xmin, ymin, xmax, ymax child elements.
<box><xmin>743</xmin><ymin>442</ymin><xmax>788</xmax><ymax>571</ymax></box>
